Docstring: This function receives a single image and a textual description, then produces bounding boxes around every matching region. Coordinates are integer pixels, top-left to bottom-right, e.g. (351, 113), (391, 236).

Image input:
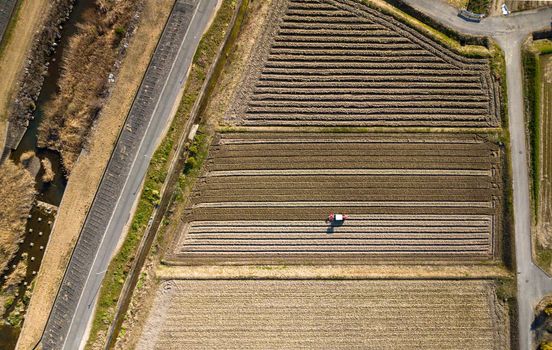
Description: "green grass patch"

(85, 1), (239, 348)
(489, 41), (509, 127)
(495, 277), (517, 301)
(466, 0), (491, 15)
(522, 43), (543, 219)
(537, 248), (552, 274)
(534, 39), (552, 55)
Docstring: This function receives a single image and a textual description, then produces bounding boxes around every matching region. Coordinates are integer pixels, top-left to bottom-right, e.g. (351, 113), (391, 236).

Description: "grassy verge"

(84, 1), (239, 347)
(490, 41), (508, 127)
(501, 129), (516, 270)
(522, 40), (552, 219)
(525, 48), (541, 217)
(523, 39), (552, 274)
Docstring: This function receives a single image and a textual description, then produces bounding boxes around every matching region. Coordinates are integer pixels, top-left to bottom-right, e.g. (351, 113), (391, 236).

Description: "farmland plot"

(169, 132), (503, 264)
(226, 0), (500, 128)
(136, 279), (509, 350)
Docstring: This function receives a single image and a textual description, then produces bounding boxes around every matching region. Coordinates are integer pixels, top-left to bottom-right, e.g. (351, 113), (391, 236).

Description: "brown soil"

(16, 0), (175, 348)
(0, 0), (50, 150)
(38, 0), (144, 174)
(0, 161), (35, 274)
(168, 132), (502, 265)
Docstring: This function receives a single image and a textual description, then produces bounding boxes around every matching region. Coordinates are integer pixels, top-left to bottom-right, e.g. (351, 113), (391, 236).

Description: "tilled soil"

(225, 0), (500, 128)
(169, 132), (503, 264)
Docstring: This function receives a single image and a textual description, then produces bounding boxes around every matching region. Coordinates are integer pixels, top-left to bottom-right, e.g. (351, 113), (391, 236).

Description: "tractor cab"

(327, 212), (348, 225)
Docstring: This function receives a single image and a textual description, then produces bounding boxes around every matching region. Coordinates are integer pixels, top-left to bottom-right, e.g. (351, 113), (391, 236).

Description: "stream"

(0, 0), (94, 348)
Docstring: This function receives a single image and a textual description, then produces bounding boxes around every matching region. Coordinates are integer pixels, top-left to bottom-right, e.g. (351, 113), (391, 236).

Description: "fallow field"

(136, 280), (509, 350)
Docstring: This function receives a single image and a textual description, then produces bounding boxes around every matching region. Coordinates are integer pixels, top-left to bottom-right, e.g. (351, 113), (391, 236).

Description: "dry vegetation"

(446, 0), (469, 9)
(137, 279), (509, 350)
(0, 161), (35, 273)
(38, 0), (144, 173)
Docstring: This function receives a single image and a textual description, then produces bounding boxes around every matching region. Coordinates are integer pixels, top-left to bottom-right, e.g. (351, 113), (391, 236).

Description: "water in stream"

(0, 0), (94, 347)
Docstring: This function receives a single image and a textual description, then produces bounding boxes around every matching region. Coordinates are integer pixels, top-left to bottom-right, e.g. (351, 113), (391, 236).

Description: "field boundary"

(369, 0), (490, 57)
(217, 126), (504, 134)
(156, 264), (510, 280)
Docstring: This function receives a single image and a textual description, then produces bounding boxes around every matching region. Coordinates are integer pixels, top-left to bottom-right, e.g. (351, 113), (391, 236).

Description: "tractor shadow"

(326, 220), (344, 234)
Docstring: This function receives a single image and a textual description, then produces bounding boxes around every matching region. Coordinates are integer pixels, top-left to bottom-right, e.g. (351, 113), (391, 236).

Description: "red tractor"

(327, 212), (349, 224)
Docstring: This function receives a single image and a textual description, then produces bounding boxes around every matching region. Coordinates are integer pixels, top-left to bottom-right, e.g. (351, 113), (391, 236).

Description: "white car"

(501, 4), (511, 16)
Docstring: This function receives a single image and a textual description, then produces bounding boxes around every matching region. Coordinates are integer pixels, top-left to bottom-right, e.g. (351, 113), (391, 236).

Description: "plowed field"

(226, 0), (500, 128)
(136, 279), (509, 350)
(169, 132), (503, 264)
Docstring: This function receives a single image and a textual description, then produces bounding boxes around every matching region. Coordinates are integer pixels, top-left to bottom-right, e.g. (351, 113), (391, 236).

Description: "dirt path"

(0, 0), (50, 151)
(15, 0), (175, 348)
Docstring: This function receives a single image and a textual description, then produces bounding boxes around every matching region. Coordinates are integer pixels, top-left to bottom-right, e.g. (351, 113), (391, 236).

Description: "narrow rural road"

(38, 0), (219, 349)
(402, 1), (552, 349)
(0, 0), (18, 43)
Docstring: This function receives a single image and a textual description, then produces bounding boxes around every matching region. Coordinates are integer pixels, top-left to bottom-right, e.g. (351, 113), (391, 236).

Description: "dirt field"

(15, 0), (175, 348)
(136, 279), (509, 350)
(0, 0), (50, 150)
(226, 0), (500, 128)
(167, 132), (503, 264)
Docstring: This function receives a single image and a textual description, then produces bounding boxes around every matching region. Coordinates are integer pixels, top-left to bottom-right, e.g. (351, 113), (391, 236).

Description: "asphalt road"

(402, 1), (552, 349)
(39, 0), (219, 349)
(0, 0), (18, 43)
